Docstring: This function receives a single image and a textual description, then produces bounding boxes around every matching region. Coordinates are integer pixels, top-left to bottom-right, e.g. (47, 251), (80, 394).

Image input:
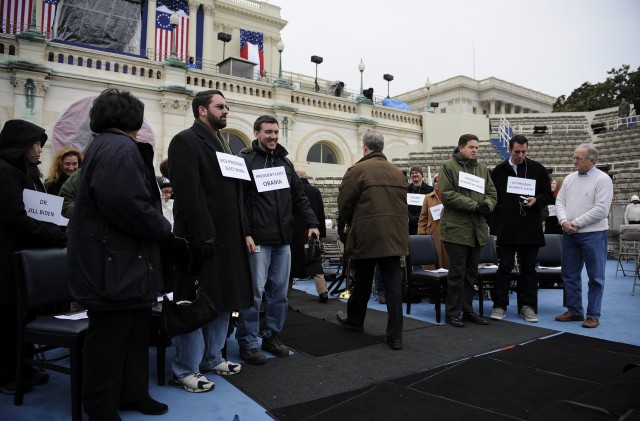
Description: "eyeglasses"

(210, 104), (230, 111)
(572, 156), (588, 161)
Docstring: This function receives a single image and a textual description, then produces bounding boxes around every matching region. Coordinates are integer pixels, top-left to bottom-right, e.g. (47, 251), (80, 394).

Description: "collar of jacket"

(250, 138), (289, 158)
(357, 150), (387, 164)
(453, 149), (477, 166)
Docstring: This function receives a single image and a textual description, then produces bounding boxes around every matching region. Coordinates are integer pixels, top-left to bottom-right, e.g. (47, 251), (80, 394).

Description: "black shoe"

(445, 316), (465, 327)
(385, 338), (403, 350)
(463, 312), (489, 325)
(262, 333), (290, 357)
(120, 396), (168, 415)
(240, 347), (267, 365)
(319, 292), (328, 303)
(336, 311), (364, 331)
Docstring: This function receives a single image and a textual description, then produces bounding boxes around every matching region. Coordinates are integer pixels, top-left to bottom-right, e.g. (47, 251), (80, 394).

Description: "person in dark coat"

(290, 168), (328, 302)
(0, 119), (66, 395)
(236, 115), (319, 365)
(488, 134), (553, 324)
(168, 90), (253, 390)
(68, 89), (180, 419)
(335, 131), (408, 350)
(407, 165), (434, 235)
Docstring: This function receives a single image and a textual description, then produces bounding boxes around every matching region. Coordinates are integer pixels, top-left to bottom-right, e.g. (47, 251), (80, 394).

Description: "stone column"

(188, 1), (199, 62)
(500, 102), (505, 114)
(159, 94), (192, 161)
(146, 0), (157, 59)
(202, 4), (214, 67)
(489, 100), (495, 115)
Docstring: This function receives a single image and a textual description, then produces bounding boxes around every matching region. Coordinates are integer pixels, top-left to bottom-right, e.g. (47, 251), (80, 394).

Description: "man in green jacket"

(439, 134), (497, 327)
(336, 131), (408, 349)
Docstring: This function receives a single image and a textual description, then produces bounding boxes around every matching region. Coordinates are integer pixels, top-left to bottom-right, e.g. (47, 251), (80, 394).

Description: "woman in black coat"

(68, 89), (177, 420)
(0, 120), (66, 395)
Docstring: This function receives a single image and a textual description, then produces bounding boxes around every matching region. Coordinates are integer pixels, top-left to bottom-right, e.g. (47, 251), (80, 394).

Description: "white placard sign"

(506, 176), (536, 196)
(253, 167), (290, 192)
(216, 152), (251, 180)
(407, 193), (426, 206)
(23, 189), (68, 226)
(458, 171), (485, 194)
(430, 203), (444, 221)
(547, 204), (557, 217)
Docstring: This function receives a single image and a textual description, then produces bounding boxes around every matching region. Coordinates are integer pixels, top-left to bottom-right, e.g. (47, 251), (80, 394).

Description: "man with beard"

(168, 90), (253, 392)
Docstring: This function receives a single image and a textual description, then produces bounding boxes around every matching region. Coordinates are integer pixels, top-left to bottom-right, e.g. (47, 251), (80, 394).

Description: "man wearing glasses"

(487, 134), (552, 323)
(168, 90), (253, 392)
(555, 144), (613, 329)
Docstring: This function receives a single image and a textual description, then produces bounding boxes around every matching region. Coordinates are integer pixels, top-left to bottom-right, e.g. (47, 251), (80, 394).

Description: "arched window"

(122, 64), (128, 74)
(220, 131), (248, 155)
(77, 57), (83, 66)
(47, 52), (54, 61)
(87, 58), (92, 68)
(67, 55), (74, 65)
(58, 53), (64, 63)
(105, 62), (110, 71)
(114, 63), (119, 73)
(307, 142), (338, 164)
(9, 45), (15, 55)
(96, 60), (102, 69)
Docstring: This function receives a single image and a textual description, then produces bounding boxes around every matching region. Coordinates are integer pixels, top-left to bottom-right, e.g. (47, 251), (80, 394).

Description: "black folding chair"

(406, 235), (449, 323)
(477, 234), (498, 317)
(14, 248), (88, 421)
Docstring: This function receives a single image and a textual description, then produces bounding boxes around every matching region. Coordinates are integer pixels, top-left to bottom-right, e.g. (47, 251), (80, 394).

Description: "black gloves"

(200, 239), (216, 261)
(161, 235), (192, 274)
(475, 202), (492, 215)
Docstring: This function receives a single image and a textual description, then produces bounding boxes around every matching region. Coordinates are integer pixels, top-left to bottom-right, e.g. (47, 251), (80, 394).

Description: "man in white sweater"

(555, 144), (613, 328)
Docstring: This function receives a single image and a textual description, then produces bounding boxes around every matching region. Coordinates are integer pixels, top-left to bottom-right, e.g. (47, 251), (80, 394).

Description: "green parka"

(338, 151), (408, 259)
(439, 149), (497, 248)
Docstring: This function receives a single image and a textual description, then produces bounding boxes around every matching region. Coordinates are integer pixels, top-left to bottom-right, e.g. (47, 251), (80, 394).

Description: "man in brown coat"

(335, 131), (408, 350)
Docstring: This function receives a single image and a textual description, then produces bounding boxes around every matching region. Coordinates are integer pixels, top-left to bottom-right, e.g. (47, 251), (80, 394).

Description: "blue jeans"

(561, 230), (607, 320)
(236, 244), (290, 349)
(171, 310), (231, 378)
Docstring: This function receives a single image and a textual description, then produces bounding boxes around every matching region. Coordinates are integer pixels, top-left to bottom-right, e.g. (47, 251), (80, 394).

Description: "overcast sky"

(270, 0), (639, 100)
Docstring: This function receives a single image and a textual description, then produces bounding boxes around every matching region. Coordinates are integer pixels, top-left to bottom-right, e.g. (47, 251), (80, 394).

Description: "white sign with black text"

(407, 193), (426, 206)
(23, 189), (68, 226)
(506, 176), (536, 196)
(458, 171), (485, 194)
(430, 203), (444, 221)
(216, 152), (251, 180)
(253, 167), (290, 192)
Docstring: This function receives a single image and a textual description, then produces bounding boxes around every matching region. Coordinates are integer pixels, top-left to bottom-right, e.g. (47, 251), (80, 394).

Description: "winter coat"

(168, 121), (253, 311)
(417, 190), (449, 269)
(68, 130), (171, 311)
(0, 120), (66, 306)
(488, 157), (553, 246)
(439, 150), (497, 248)
(291, 178), (326, 279)
(239, 139), (318, 245)
(338, 151), (408, 259)
(407, 181), (434, 235)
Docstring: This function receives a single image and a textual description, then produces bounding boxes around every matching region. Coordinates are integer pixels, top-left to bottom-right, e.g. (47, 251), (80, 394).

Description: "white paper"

(216, 152), (251, 180)
(23, 189), (68, 226)
(253, 167), (290, 193)
(407, 193), (426, 206)
(426, 268), (448, 273)
(458, 172), (485, 194)
(506, 176), (536, 196)
(538, 266), (561, 270)
(547, 204), (557, 217)
(478, 264), (498, 269)
(158, 292), (174, 302)
(55, 310), (88, 320)
(430, 204), (444, 221)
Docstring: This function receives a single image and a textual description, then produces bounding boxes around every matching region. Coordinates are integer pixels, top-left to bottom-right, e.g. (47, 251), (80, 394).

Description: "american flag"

(41, 0), (57, 39)
(1, 0), (33, 35)
(240, 29), (264, 80)
(155, 0), (189, 62)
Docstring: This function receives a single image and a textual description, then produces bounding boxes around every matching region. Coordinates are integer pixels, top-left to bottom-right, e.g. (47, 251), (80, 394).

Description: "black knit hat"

(410, 165), (423, 175)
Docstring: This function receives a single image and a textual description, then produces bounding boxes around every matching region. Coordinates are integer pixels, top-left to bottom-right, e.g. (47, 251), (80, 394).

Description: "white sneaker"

(490, 308), (506, 320)
(519, 305), (538, 323)
(203, 360), (241, 376)
(169, 372), (214, 393)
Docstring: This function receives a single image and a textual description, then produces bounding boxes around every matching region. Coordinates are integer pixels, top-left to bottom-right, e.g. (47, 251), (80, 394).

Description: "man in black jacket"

(237, 115), (319, 365)
(488, 134), (552, 323)
(407, 165), (434, 235)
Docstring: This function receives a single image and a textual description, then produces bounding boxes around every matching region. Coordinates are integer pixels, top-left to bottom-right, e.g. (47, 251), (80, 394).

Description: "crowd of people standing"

(0, 87), (623, 419)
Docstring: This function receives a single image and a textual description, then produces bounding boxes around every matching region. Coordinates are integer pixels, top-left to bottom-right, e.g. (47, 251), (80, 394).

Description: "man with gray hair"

(555, 144), (613, 329)
(335, 131), (408, 350)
